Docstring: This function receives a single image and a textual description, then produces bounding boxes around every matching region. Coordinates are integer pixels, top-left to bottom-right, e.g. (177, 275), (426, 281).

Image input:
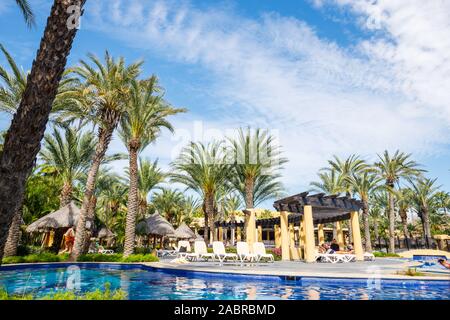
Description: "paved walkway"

(147, 258), (450, 281)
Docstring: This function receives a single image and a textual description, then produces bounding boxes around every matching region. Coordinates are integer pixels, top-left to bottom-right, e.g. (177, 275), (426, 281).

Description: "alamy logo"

(67, 5), (82, 30)
(66, 265), (81, 290)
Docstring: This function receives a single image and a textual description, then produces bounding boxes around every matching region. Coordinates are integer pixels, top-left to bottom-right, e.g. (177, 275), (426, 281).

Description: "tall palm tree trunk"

(82, 195), (97, 253)
(71, 127), (114, 260)
(243, 177), (254, 242)
(124, 144), (139, 257)
(60, 181), (73, 207)
(387, 190), (396, 253)
(0, 0), (85, 263)
(399, 208), (409, 247)
(3, 206), (23, 257)
(205, 194), (215, 243)
(361, 199), (372, 252)
(421, 208), (432, 248)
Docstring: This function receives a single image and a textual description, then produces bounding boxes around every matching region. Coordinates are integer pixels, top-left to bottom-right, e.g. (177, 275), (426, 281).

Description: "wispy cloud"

(82, 0), (450, 192)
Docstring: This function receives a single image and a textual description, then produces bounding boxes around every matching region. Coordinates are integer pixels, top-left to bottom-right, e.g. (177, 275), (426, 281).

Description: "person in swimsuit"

(438, 258), (450, 269)
(62, 227), (75, 254)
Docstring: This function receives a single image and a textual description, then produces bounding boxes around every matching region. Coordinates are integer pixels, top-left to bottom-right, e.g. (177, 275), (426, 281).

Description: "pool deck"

(145, 258), (450, 281)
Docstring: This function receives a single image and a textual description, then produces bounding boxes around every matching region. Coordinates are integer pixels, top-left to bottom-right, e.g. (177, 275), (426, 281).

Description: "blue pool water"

(0, 263), (449, 300)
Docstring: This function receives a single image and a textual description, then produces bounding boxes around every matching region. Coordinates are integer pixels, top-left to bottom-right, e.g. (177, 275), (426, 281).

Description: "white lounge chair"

(315, 249), (346, 263)
(176, 240), (192, 258)
(364, 252), (375, 261)
(212, 241), (238, 263)
(253, 242), (274, 262)
(236, 242), (258, 263)
(187, 241), (215, 261)
(98, 246), (114, 255)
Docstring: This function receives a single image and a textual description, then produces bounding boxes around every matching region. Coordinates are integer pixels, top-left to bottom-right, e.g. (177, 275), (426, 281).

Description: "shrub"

(373, 251), (400, 258)
(77, 253), (159, 263)
(1, 283), (126, 300)
(2, 252), (158, 264)
(77, 254), (123, 262)
(121, 254), (159, 263)
(2, 252), (69, 264)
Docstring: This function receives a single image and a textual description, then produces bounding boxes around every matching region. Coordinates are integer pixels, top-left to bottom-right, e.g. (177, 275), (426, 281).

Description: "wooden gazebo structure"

(214, 192), (364, 263)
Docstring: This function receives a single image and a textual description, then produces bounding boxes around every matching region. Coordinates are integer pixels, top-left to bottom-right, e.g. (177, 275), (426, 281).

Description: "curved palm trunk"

(60, 181), (73, 207)
(3, 206), (23, 257)
(72, 127), (114, 260)
(421, 207), (432, 247)
(361, 198), (372, 252)
(123, 145), (139, 257)
(0, 0), (85, 264)
(82, 195), (97, 253)
(387, 184), (396, 253)
(399, 208), (409, 240)
(205, 194), (215, 243)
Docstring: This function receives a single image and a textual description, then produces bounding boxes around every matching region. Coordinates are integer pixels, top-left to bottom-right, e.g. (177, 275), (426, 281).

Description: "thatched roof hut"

(26, 201), (80, 233)
(174, 223), (195, 239)
(136, 213), (175, 237)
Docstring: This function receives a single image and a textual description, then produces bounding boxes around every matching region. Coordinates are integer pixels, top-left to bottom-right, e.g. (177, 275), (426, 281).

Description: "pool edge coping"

(2, 261), (448, 282)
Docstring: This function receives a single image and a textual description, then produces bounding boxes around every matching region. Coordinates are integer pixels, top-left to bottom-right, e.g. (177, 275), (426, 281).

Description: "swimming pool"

(0, 263), (448, 300)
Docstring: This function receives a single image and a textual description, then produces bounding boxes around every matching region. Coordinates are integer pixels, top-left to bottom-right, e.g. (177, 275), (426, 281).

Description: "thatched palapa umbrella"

(26, 201), (80, 233)
(136, 213), (176, 249)
(137, 213), (176, 237)
(174, 223), (195, 239)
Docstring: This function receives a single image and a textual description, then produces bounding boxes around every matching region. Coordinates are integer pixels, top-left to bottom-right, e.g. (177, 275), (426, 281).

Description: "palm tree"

(0, 131), (4, 153)
(96, 178), (128, 245)
(118, 78), (184, 256)
(310, 169), (344, 195)
(408, 178), (440, 246)
(171, 141), (231, 243)
(0, 0), (86, 263)
(15, 0), (35, 27)
(374, 150), (423, 253)
(135, 158), (166, 217)
(345, 171), (382, 252)
(325, 155), (367, 196)
(395, 188), (414, 240)
(70, 52), (143, 259)
(40, 126), (96, 207)
(151, 189), (185, 225)
(227, 128), (287, 209)
(323, 155), (367, 242)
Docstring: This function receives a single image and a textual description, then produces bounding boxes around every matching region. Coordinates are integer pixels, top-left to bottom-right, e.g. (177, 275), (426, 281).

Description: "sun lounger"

(176, 240), (192, 258)
(187, 241), (215, 261)
(212, 241), (238, 263)
(253, 242), (274, 262)
(364, 252), (375, 261)
(98, 246), (114, 255)
(236, 242), (258, 263)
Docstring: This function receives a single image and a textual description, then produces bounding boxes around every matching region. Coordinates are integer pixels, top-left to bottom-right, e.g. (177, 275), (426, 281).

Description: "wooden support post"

(280, 211), (290, 261)
(303, 205), (316, 263)
(351, 211), (364, 261)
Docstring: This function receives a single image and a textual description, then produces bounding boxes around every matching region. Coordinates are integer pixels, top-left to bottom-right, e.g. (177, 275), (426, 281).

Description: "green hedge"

(373, 251), (400, 258)
(75, 253), (159, 263)
(2, 252), (69, 264)
(0, 283), (126, 300)
(2, 253), (158, 264)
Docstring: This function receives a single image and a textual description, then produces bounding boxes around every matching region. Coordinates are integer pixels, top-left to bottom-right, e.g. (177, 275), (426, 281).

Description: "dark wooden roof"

(214, 192), (362, 228)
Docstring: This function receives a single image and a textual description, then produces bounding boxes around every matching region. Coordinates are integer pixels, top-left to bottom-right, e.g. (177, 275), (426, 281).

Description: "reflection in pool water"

(0, 264), (448, 300)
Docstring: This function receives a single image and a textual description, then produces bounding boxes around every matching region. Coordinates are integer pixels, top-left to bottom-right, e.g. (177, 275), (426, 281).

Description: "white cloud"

(82, 0), (450, 196)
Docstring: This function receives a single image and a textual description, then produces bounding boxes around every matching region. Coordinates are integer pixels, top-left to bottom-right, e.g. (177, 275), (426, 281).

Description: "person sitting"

(318, 243), (327, 253)
(438, 258), (450, 269)
(330, 239), (340, 252)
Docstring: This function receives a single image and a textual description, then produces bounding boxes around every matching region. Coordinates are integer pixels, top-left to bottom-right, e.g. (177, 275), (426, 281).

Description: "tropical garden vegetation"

(0, 1), (449, 265)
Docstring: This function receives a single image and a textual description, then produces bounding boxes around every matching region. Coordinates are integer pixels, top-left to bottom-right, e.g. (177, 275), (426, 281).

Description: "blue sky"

(1, 0), (449, 208)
